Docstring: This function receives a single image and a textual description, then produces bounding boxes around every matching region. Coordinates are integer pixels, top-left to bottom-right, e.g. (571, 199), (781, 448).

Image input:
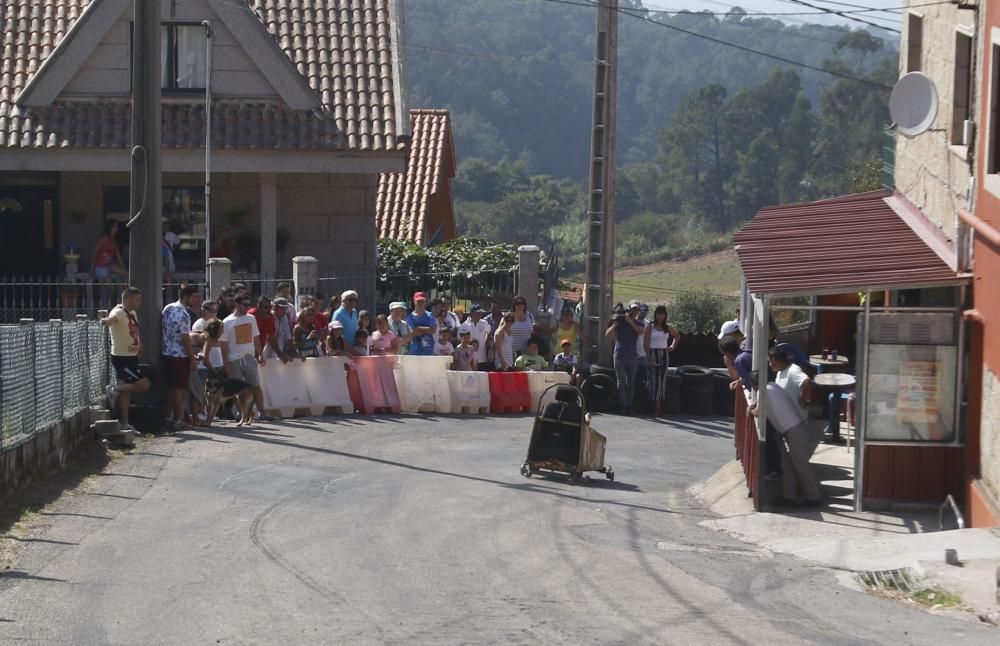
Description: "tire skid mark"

(249, 493), (346, 604)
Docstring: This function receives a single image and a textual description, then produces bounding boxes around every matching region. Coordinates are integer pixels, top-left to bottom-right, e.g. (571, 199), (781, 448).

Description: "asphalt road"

(0, 413), (995, 645)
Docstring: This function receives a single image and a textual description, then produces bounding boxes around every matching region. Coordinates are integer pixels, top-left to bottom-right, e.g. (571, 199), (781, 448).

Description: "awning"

(734, 190), (967, 296)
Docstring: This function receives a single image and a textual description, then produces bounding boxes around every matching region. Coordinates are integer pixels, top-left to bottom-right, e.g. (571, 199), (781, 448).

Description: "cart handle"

(536, 382), (586, 418)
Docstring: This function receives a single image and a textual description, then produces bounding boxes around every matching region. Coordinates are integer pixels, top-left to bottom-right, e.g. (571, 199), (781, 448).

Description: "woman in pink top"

(92, 219), (127, 281)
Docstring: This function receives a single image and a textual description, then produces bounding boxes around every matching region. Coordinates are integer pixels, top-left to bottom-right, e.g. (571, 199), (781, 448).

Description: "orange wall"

(968, 1), (1000, 526)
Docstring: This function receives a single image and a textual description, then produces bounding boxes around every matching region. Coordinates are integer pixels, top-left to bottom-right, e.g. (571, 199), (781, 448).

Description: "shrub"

(669, 290), (729, 335)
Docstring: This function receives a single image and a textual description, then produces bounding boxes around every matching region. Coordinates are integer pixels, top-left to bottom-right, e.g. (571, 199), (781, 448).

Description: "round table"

(809, 354), (850, 368)
(813, 372), (856, 443)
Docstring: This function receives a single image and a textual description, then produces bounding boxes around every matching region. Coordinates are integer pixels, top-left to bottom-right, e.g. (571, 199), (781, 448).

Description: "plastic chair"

(489, 371), (532, 414)
(346, 355), (401, 415)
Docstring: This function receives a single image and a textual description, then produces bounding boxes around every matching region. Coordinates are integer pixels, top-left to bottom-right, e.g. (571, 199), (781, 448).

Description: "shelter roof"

(734, 190), (966, 296)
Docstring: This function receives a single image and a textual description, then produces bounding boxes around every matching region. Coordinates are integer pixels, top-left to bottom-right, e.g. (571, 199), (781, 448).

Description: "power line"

(534, 0), (895, 88)
(638, 0), (948, 17)
(778, 0), (900, 33)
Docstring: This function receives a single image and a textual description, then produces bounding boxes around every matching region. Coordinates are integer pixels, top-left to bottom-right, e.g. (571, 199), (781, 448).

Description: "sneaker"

(105, 384), (118, 408)
(764, 471), (783, 481)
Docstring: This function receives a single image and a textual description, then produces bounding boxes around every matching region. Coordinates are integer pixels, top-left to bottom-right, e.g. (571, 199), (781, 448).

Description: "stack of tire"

(678, 366), (714, 416)
(582, 365), (618, 412)
(664, 367), (682, 415)
(711, 368), (735, 418)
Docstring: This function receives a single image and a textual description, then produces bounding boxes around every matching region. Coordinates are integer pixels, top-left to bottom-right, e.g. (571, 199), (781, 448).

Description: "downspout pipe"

(959, 208), (1000, 247)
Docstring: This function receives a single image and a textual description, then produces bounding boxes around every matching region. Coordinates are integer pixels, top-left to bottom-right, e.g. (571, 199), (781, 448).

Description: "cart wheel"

(583, 475), (591, 486)
(569, 472), (581, 484)
(520, 463), (532, 478)
(606, 469), (615, 482)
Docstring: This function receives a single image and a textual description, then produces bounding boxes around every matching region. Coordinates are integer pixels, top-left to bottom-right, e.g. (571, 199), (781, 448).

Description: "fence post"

(207, 257), (232, 300)
(19, 318), (36, 437)
(292, 256), (318, 310)
(518, 245), (541, 313)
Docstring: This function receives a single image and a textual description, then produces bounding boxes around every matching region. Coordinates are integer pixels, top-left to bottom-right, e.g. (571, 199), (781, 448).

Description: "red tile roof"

(0, 0), (402, 152)
(376, 109), (456, 245)
(734, 190), (964, 296)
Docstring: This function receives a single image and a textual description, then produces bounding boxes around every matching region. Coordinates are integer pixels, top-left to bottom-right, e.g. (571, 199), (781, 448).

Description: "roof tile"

(0, 0), (402, 153)
(376, 110), (456, 245)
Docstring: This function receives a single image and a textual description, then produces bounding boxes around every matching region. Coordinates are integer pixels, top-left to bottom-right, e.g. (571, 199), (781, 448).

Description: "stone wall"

(981, 365), (1000, 503)
(895, 3), (976, 241)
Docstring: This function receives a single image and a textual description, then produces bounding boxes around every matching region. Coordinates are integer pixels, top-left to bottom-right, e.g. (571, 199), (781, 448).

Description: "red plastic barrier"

(346, 355), (402, 415)
(488, 371), (532, 414)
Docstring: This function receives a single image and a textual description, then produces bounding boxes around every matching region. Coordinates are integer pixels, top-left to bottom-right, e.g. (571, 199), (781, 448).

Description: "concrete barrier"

(447, 371), (491, 414)
(395, 355), (453, 414)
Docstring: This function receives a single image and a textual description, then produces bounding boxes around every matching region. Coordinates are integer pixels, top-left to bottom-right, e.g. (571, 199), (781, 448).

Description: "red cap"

(413, 291), (427, 301)
(560, 338), (572, 346)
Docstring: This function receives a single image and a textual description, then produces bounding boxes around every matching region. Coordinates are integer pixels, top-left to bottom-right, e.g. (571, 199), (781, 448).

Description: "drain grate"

(856, 567), (926, 594)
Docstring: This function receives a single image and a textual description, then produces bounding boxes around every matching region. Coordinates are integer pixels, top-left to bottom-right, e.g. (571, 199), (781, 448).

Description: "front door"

(0, 187), (58, 275)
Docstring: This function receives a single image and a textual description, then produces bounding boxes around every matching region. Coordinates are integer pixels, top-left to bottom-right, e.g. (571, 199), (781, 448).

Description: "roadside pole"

(128, 0), (163, 364)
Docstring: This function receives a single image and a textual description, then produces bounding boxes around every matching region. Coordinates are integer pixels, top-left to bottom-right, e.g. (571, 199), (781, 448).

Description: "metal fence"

(0, 276), (207, 324)
(370, 269), (518, 312)
(0, 318), (109, 451)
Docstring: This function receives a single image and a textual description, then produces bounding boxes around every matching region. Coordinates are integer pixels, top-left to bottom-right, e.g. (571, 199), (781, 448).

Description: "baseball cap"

(470, 303), (485, 313)
(272, 297), (290, 307)
(560, 338), (572, 347)
(330, 320), (344, 330)
(389, 301), (407, 313)
(627, 300), (641, 310)
(413, 291), (427, 301)
(718, 319), (741, 339)
(639, 303), (649, 315)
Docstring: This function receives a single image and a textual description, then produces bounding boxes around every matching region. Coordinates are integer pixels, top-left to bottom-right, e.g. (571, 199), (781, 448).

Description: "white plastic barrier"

(300, 356), (353, 413)
(526, 371), (572, 411)
(394, 355), (453, 414)
(447, 371), (491, 414)
(258, 359), (312, 415)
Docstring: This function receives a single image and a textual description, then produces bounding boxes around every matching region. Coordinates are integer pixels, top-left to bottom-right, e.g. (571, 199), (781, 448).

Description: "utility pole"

(127, 0), (163, 364)
(583, 0), (618, 366)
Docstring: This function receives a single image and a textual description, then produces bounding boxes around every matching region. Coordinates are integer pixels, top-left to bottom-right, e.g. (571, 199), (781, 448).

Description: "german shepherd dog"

(204, 369), (256, 427)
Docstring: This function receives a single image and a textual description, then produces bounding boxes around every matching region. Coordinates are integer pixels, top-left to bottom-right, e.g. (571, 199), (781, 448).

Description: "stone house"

(0, 0), (408, 303)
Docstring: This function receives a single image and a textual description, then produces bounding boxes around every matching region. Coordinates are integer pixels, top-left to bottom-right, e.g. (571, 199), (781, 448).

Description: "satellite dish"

(890, 72), (938, 138)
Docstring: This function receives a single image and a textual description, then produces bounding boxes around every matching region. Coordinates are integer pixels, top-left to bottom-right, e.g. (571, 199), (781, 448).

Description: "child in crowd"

(514, 338), (548, 371)
(434, 329), (454, 357)
(551, 338), (580, 384)
(353, 329), (371, 356)
(327, 320), (347, 356)
(371, 314), (397, 354)
(452, 327), (477, 370)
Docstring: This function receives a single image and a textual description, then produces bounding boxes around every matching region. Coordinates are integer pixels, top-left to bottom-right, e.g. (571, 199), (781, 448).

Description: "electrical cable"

(534, 0), (895, 88)
(778, 0), (900, 32)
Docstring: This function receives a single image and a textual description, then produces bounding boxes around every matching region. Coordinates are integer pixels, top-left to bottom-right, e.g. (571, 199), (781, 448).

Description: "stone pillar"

(207, 257), (232, 300)
(518, 245), (541, 313)
(260, 173), (278, 279)
(292, 256), (318, 310)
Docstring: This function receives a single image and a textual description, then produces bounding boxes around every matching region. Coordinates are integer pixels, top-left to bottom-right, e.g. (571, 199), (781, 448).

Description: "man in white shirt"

(222, 295), (266, 418)
(466, 304), (492, 370)
(750, 368), (821, 507)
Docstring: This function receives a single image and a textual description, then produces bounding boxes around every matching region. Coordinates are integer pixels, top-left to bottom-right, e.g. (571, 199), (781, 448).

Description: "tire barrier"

(678, 365), (714, 416)
(581, 373), (618, 412)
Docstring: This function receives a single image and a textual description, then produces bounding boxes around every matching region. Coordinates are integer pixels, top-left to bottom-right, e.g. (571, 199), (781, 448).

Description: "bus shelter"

(733, 190), (970, 512)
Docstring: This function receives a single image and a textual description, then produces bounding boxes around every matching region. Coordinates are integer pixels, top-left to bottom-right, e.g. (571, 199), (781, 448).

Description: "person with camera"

(604, 301), (645, 415)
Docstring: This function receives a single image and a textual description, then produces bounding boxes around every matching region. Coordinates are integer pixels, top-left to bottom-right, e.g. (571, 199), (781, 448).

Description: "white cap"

(330, 320), (344, 330)
(718, 319), (741, 339)
(388, 301), (407, 312)
(341, 290), (358, 301)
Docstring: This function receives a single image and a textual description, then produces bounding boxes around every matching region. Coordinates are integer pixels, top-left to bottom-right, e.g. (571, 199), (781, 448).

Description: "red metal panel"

(735, 190), (962, 296)
(864, 446), (965, 501)
(734, 391), (761, 510)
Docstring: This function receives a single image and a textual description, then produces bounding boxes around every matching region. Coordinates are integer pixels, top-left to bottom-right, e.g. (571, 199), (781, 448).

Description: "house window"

(161, 24), (207, 92)
(103, 186), (206, 272)
(907, 14), (923, 73)
(952, 32), (973, 145)
(989, 45), (1000, 174)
